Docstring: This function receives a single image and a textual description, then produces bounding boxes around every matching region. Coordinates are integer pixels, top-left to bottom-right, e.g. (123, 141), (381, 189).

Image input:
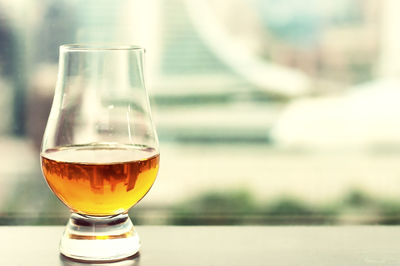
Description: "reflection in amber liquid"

(41, 144), (159, 216)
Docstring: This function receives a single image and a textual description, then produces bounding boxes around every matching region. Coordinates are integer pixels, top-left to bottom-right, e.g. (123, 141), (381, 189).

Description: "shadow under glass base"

(60, 213), (140, 262)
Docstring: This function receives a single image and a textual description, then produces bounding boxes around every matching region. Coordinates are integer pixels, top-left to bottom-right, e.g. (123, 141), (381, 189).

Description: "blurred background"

(1, 0), (400, 225)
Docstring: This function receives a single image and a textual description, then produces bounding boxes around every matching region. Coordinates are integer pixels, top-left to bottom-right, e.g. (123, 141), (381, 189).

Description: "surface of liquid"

(41, 144), (159, 216)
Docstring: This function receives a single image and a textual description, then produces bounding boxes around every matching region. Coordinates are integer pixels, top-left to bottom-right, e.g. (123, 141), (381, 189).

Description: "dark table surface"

(1, 226), (400, 266)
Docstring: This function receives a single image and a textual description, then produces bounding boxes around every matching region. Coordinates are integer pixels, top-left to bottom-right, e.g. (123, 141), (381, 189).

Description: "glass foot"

(60, 213), (140, 262)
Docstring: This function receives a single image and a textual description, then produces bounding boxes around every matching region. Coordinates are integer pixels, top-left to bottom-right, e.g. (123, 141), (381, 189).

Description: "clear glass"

(40, 44), (160, 261)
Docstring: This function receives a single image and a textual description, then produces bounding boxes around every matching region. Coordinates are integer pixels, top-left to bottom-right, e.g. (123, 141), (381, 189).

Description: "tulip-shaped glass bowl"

(40, 44), (159, 262)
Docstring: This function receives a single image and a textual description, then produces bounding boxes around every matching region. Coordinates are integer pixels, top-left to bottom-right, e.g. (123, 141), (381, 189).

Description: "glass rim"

(60, 44), (145, 52)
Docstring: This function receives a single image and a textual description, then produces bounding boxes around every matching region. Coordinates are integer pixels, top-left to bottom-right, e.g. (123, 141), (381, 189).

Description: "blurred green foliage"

(3, 182), (400, 225)
(171, 189), (256, 225)
(264, 197), (315, 215)
(169, 188), (400, 225)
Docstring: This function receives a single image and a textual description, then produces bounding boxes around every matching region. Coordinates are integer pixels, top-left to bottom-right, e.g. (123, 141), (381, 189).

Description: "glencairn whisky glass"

(40, 44), (159, 261)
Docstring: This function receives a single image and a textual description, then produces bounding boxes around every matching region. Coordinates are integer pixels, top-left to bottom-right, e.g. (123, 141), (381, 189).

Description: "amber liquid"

(41, 144), (159, 216)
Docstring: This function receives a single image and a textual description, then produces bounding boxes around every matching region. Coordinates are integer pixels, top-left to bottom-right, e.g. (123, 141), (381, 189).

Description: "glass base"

(60, 213), (140, 262)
